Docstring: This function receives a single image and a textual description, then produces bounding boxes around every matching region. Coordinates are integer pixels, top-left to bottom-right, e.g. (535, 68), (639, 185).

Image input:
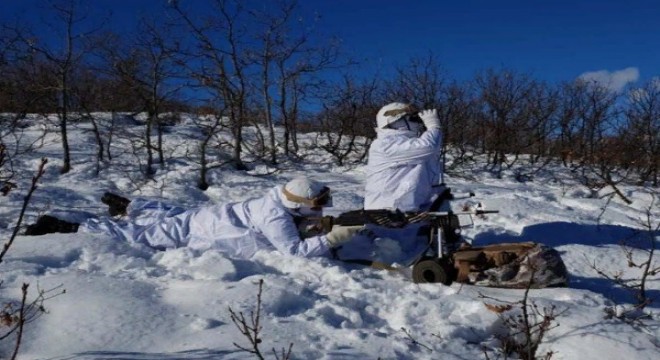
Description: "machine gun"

(315, 185), (485, 232)
(305, 187), (567, 288)
(304, 187), (499, 285)
(316, 209), (409, 233)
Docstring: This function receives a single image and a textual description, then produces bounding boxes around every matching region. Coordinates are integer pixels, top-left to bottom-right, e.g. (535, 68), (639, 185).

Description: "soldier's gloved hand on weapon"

(358, 227), (378, 241)
(325, 225), (365, 247)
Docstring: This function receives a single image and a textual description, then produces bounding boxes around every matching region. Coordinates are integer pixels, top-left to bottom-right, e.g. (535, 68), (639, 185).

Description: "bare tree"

(250, 0), (344, 162)
(171, 0), (253, 171)
(474, 69), (539, 177)
(624, 79), (660, 186)
(505, 82), (562, 182)
(92, 34), (148, 169)
(317, 75), (379, 165)
(70, 67), (125, 175)
(173, 0), (344, 170)
(555, 81), (584, 168)
(0, 24), (52, 174)
(8, 0), (104, 174)
(249, 1), (296, 165)
(568, 80), (633, 201)
(385, 53), (446, 108)
(95, 13), (184, 178)
(133, 16), (185, 173)
(437, 81), (480, 175)
(277, 69), (303, 156)
(190, 106), (233, 190)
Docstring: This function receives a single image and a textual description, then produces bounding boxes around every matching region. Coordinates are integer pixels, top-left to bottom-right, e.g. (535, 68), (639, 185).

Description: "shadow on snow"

(48, 349), (236, 360)
(473, 221), (657, 249)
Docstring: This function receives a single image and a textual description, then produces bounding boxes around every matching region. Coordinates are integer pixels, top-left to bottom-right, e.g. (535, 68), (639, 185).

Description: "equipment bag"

(452, 242), (568, 288)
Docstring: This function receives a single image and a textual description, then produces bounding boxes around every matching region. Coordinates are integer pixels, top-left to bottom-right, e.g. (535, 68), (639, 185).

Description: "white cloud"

(577, 67), (640, 92)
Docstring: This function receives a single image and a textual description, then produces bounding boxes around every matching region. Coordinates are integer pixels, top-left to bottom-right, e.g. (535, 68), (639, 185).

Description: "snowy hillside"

(1, 116), (658, 359)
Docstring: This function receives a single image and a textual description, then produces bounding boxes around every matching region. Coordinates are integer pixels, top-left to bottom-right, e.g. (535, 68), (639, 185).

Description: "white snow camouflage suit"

(360, 126), (443, 255)
(81, 186), (332, 258)
(364, 127), (442, 212)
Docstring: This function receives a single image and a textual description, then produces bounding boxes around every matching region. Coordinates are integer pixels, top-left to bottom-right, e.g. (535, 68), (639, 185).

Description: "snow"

(1, 117), (658, 359)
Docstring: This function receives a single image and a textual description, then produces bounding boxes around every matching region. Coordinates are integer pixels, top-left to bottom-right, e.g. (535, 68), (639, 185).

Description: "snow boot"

(101, 192), (131, 216)
(24, 215), (80, 236)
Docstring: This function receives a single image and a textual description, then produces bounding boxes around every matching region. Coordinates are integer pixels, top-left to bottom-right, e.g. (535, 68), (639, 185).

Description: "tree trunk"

(145, 112), (155, 177)
(60, 83), (72, 174)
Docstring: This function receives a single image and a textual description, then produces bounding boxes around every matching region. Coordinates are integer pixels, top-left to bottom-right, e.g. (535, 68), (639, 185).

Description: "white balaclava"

(376, 102), (423, 134)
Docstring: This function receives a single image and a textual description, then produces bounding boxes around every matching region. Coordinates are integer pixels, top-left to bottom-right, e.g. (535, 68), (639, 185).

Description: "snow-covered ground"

(1, 116), (658, 359)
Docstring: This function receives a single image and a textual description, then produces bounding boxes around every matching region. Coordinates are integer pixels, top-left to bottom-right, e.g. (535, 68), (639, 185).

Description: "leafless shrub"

(1, 113), (51, 195)
(400, 327), (433, 352)
(589, 192), (659, 310)
(480, 267), (565, 360)
(1, 158), (47, 262)
(602, 302), (653, 331)
(0, 158), (65, 359)
(186, 111), (232, 190)
(1, 283), (65, 360)
(228, 279), (293, 360)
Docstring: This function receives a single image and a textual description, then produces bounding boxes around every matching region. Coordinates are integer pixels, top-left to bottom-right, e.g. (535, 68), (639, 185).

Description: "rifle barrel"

(425, 210), (499, 216)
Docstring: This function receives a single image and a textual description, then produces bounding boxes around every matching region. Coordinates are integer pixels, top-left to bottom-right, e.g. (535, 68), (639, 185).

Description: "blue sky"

(2, 0), (659, 91)
(308, 0), (659, 89)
